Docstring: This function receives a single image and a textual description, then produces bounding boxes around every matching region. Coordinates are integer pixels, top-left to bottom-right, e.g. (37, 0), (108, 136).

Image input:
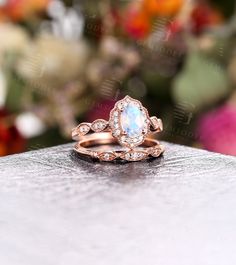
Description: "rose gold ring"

(74, 132), (164, 162)
(72, 96), (164, 162)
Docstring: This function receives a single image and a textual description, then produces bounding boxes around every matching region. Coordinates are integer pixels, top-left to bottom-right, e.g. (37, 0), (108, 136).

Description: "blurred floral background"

(0, 0), (236, 156)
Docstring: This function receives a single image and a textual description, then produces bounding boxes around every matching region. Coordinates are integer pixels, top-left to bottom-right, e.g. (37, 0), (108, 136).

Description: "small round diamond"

(104, 153), (110, 160)
(138, 136), (143, 141)
(121, 136), (126, 142)
(92, 152), (98, 158)
(79, 125), (89, 133)
(126, 138), (132, 144)
(114, 123), (119, 129)
(118, 102), (123, 110)
(114, 130), (120, 136)
(125, 153), (130, 160)
(142, 128), (147, 134)
(130, 153), (135, 160)
(91, 119), (107, 132)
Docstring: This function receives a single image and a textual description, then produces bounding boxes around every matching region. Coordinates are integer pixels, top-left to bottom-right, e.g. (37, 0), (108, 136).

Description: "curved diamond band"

(73, 132), (165, 162)
(72, 96), (164, 162)
(72, 116), (162, 140)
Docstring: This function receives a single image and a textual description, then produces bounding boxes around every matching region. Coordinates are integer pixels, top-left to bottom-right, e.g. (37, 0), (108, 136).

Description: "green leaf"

(5, 72), (25, 112)
(172, 52), (230, 111)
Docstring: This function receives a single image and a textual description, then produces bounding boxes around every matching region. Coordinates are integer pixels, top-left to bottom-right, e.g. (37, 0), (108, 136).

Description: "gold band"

(73, 132), (164, 162)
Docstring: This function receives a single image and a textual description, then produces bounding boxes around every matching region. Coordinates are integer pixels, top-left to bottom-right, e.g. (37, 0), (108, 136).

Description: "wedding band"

(74, 132), (164, 162)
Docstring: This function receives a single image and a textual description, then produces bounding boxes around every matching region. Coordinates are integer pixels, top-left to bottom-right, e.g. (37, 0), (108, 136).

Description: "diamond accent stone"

(113, 130), (121, 136)
(92, 152), (98, 158)
(91, 119), (107, 132)
(114, 123), (119, 129)
(104, 153), (110, 160)
(149, 146), (163, 157)
(121, 136), (126, 142)
(122, 151), (148, 161)
(125, 153), (130, 160)
(99, 152), (116, 161)
(150, 117), (163, 132)
(76, 123), (90, 136)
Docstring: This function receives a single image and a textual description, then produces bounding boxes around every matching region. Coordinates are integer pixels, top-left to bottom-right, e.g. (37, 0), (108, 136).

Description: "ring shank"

(71, 116), (163, 141)
(80, 135), (158, 148)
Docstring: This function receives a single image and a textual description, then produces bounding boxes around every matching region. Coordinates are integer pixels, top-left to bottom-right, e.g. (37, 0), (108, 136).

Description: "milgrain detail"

(74, 143), (165, 162)
(96, 150), (161, 162)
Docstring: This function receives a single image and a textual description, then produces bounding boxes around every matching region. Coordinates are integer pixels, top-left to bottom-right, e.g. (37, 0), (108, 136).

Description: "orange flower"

(123, 3), (151, 40)
(144, 0), (183, 16)
(0, 0), (50, 21)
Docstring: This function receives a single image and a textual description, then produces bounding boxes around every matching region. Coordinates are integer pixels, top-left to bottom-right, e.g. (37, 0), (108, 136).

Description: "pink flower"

(87, 99), (117, 122)
(197, 104), (236, 156)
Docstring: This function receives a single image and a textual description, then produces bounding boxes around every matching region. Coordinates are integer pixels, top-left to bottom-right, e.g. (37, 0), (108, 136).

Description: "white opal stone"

(120, 102), (146, 138)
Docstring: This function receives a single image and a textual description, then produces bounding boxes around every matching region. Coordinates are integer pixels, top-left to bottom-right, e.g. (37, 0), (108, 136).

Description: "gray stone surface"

(0, 142), (236, 265)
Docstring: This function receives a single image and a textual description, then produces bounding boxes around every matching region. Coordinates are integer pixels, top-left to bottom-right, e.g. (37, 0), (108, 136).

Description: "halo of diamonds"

(109, 96), (150, 149)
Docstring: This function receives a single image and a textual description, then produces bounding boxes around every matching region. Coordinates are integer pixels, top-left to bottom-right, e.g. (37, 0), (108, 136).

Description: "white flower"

(0, 23), (29, 56)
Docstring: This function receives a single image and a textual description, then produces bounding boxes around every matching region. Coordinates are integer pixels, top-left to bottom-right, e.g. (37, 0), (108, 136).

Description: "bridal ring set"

(72, 96), (164, 162)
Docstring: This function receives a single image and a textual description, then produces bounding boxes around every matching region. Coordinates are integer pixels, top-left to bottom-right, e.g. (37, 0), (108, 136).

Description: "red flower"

(87, 99), (117, 123)
(191, 3), (223, 34)
(0, 109), (25, 156)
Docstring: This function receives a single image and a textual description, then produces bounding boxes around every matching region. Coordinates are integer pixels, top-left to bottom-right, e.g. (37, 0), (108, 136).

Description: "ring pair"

(72, 96), (164, 162)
